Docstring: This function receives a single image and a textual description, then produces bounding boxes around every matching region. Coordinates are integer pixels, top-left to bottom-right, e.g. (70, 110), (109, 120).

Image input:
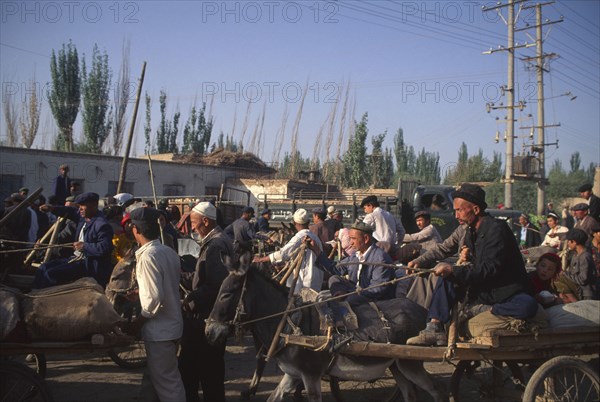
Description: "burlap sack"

(545, 300), (600, 328)
(0, 287), (22, 341)
(466, 304), (549, 338)
(22, 278), (125, 341)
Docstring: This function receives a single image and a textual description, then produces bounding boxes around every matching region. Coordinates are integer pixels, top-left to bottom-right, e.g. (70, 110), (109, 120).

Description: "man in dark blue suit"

(315, 222), (395, 305)
(35, 192), (114, 288)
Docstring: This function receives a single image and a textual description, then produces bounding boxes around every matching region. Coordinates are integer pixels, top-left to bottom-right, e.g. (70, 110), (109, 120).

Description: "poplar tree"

(182, 103), (213, 154)
(343, 113), (368, 188)
(49, 41), (80, 152)
(156, 90), (180, 154)
(81, 44), (112, 153)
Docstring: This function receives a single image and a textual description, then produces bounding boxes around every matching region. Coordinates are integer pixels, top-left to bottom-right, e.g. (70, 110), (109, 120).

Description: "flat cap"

(451, 183), (487, 210)
(260, 208), (271, 215)
(19, 187), (29, 193)
(293, 208), (309, 224)
(414, 210), (431, 220)
(75, 192), (99, 204)
(242, 206), (255, 214)
(566, 228), (588, 244)
(130, 207), (161, 224)
(360, 195), (378, 208)
(578, 183), (593, 193)
(351, 221), (374, 235)
(571, 203), (589, 211)
(192, 201), (217, 220)
(327, 206), (335, 214)
(65, 195), (76, 203)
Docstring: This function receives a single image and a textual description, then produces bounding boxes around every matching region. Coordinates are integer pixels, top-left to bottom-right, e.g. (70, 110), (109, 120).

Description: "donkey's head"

(205, 250), (253, 345)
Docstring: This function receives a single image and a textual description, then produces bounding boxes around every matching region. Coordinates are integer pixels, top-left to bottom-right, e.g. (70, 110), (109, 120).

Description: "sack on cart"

(22, 277), (125, 341)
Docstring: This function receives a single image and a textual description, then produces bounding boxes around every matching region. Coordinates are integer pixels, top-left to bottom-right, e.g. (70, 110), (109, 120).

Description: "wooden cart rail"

(281, 326), (600, 362)
(0, 334), (134, 356)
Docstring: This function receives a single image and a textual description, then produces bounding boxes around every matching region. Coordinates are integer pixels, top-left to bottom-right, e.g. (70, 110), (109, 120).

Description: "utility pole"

(483, 0), (532, 209)
(518, 2), (562, 214)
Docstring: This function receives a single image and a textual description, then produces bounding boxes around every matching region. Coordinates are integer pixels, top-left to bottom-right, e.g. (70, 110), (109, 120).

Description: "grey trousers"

(141, 340), (186, 402)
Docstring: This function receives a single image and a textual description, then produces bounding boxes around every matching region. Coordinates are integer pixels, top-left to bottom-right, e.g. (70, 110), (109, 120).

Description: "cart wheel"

(449, 360), (524, 402)
(0, 360), (53, 402)
(522, 356), (599, 402)
(109, 298), (147, 369)
(329, 367), (401, 402)
(108, 339), (147, 369)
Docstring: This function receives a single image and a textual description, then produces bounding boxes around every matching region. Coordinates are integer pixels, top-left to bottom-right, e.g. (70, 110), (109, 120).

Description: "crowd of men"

(1, 164), (599, 400)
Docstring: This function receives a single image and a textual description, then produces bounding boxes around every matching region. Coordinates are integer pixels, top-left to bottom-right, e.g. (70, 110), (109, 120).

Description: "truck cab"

(408, 185), (521, 239)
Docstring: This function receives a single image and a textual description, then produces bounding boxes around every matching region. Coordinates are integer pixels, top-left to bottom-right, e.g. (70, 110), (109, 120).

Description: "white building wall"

(0, 146), (269, 201)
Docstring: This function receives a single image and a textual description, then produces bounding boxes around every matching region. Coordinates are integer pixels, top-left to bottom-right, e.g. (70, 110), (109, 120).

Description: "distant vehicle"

(256, 182), (521, 239)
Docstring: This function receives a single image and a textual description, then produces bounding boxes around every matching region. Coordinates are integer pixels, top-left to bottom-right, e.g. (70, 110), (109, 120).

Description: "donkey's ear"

(222, 251), (252, 276)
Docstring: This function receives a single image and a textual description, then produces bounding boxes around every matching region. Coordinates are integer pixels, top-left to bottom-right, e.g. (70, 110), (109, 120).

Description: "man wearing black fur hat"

(406, 183), (535, 346)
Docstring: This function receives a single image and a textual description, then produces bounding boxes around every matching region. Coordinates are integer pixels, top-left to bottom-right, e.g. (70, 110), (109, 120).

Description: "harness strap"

(368, 301), (391, 344)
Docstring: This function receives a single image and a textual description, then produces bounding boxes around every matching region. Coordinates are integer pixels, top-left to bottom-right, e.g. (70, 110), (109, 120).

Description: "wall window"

(0, 174), (23, 201)
(163, 184), (185, 196)
(108, 181), (134, 196)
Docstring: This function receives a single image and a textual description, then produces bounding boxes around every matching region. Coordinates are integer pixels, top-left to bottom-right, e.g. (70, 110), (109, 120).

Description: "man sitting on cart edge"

(312, 221), (395, 305)
(35, 192), (114, 288)
(406, 183), (537, 346)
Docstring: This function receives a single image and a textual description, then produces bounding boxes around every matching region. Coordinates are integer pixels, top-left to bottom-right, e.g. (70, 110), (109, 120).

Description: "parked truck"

(255, 182), (521, 240)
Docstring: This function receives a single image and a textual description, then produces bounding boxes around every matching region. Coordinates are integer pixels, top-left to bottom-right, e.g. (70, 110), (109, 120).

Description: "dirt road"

(39, 336), (455, 402)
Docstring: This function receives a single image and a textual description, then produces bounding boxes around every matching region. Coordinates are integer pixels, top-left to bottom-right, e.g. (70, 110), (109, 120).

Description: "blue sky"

(1, 0), (598, 176)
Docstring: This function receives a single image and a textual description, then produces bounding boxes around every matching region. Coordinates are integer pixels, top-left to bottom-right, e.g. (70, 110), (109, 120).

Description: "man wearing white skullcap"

(253, 208), (324, 294)
(180, 201), (234, 402)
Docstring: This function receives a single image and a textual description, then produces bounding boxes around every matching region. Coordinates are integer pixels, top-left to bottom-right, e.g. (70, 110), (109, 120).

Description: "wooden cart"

(0, 333), (136, 402)
(281, 326), (600, 402)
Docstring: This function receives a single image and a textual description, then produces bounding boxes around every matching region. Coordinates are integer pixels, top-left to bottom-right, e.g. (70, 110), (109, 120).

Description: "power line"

(553, 1), (600, 37)
(0, 42), (50, 58)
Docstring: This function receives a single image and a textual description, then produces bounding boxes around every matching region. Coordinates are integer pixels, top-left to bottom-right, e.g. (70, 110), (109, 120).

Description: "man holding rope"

(34, 192), (113, 288)
(253, 208), (324, 295)
(313, 222), (395, 305)
(406, 183), (536, 346)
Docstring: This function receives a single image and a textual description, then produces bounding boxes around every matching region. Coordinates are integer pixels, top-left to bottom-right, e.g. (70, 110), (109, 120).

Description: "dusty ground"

(34, 335), (456, 402)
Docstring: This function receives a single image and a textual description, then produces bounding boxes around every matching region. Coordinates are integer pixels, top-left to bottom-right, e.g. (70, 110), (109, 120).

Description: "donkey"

(205, 252), (445, 402)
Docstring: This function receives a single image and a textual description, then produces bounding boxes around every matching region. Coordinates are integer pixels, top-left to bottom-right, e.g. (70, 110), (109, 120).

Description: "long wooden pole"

(43, 216), (66, 263)
(265, 244), (305, 362)
(147, 154), (164, 244)
(117, 61), (147, 194)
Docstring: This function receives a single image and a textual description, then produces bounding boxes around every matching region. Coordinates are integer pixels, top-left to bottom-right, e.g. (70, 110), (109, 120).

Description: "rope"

(0, 284), (102, 299)
(237, 267), (434, 327)
(0, 243), (74, 254)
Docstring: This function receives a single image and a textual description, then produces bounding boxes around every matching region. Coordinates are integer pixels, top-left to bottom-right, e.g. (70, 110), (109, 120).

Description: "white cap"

(327, 206), (335, 214)
(192, 201), (217, 220)
(293, 208), (309, 224)
(114, 193), (133, 206)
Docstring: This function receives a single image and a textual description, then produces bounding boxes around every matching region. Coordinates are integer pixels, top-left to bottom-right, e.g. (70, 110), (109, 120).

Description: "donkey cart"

(281, 325), (600, 402)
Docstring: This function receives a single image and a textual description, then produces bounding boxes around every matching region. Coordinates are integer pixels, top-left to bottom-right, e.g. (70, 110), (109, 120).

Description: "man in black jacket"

(407, 184), (536, 346)
(180, 202), (233, 402)
(578, 183), (600, 223)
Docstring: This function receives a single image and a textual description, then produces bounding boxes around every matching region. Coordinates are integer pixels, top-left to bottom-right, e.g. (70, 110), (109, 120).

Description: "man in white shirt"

(128, 207), (185, 402)
(253, 208), (324, 294)
(541, 212), (569, 249)
(361, 195), (405, 259)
